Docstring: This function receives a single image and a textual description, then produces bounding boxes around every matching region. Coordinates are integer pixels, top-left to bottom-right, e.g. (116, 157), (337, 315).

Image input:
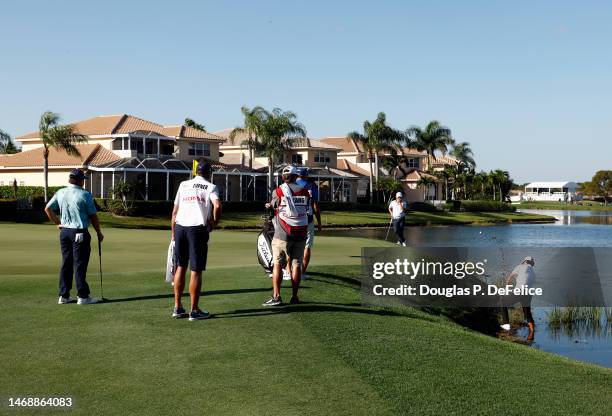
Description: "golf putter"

(98, 239), (107, 302)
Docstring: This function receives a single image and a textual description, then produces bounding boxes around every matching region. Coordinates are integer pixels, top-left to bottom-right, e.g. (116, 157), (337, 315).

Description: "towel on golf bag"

(166, 240), (176, 284)
(257, 217), (275, 276)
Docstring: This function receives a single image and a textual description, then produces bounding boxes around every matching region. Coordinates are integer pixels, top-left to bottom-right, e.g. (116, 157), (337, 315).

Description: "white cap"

(282, 165), (299, 176)
(396, 192), (403, 198)
(523, 256), (535, 263)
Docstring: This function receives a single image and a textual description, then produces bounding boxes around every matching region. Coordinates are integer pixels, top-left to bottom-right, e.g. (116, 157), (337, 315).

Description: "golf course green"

(1, 223), (610, 415)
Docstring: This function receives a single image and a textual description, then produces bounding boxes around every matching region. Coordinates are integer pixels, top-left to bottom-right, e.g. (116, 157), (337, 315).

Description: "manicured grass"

(518, 201), (612, 211)
(0, 224), (610, 415)
(94, 210), (553, 230)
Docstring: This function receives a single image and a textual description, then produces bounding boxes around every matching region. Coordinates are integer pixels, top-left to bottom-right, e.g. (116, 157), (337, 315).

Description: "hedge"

(0, 185), (62, 199)
(92, 199), (440, 216)
(444, 200), (516, 212)
(0, 199), (17, 220)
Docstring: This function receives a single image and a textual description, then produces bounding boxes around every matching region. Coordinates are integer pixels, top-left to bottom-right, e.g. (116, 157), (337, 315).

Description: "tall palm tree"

(450, 141), (475, 171)
(39, 112), (87, 202)
(257, 108), (306, 196)
(406, 121), (454, 171)
(229, 106), (267, 169)
(348, 112), (401, 203)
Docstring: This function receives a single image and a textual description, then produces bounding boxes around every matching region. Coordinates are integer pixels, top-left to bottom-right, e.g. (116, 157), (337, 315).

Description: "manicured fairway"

(0, 224), (610, 416)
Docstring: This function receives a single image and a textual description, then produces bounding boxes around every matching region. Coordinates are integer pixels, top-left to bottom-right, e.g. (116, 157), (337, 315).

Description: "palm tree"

(450, 142), (475, 171)
(229, 106), (267, 169)
(38, 112), (87, 202)
(184, 118), (206, 132)
(348, 112), (401, 203)
(257, 108), (306, 196)
(0, 129), (18, 154)
(406, 121), (454, 171)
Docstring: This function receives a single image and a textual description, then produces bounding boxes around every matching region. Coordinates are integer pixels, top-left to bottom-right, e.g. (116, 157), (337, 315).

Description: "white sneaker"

(401, 242), (407, 247)
(396, 241), (400, 245)
(58, 296), (73, 304)
(77, 297), (100, 305)
(500, 324), (511, 331)
(282, 270), (291, 280)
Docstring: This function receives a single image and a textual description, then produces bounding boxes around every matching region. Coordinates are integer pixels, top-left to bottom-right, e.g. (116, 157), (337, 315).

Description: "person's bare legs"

(272, 263), (283, 298)
(173, 266), (187, 308)
(291, 261), (302, 298)
(302, 247), (311, 275)
(189, 271), (202, 311)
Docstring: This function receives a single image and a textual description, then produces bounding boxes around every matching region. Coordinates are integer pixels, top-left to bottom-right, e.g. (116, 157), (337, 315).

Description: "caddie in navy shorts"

(174, 224), (210, 272)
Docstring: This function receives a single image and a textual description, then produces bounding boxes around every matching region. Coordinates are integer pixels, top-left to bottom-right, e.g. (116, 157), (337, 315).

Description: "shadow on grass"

(210, 301), (434, 321)
(104, 287), (272, 303)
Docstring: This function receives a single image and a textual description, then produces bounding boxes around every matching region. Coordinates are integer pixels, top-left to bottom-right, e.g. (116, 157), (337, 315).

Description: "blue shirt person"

(295, 168), (322, 280)
(44, 169), (104, 305)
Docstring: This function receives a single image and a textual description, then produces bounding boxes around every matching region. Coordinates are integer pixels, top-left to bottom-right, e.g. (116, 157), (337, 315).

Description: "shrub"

(444, 200), (516, 212)
(407, 201), (439, 212)
(0, 185), (63, 199)
(0, 199), (17, 220)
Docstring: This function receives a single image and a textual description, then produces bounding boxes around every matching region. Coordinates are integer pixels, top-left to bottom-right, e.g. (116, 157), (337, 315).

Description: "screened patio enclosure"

(86, 157), (271, 202)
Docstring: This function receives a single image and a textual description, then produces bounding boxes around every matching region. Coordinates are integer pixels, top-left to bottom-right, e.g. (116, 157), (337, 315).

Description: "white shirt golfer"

(511, 263), (536, 287)
(389, 200), (407, 219)
(174, 176), (219, 227)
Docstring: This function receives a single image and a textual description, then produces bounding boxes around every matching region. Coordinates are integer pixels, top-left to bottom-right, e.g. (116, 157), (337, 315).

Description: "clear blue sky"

(1, 0), (611, 183)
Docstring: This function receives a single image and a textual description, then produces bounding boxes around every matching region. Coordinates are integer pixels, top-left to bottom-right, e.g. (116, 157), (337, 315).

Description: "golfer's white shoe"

(77, 297), (100, 305)
(401, 242), (407, 247)
(58, 296), (73, 304)
(282, 270), (291, 280)
(500, 324), (511, 331)
(396, 241), (400, 245)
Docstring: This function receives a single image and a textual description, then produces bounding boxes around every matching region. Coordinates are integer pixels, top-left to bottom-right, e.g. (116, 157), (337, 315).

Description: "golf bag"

(256, 210), (275, 276)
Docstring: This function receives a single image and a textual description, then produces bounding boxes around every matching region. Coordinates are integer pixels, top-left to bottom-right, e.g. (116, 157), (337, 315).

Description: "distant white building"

(523, 181), (579, 202)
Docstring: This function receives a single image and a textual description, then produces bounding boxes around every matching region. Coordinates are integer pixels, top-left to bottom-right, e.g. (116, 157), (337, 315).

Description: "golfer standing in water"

(500, 256), (536, 335)
(389, 192), (408, 246)
(44, 169), (104, 305)
(171, 161), (222, 321)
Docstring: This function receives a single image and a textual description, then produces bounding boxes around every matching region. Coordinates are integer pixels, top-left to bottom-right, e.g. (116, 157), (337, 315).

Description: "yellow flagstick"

(192, 160), (199, 178)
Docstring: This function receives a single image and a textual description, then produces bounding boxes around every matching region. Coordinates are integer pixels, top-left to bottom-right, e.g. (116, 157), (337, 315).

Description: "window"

(19, 181), (25, 186)
(188, 142), (210, 157)
(145, 139), (158, 155)
(342, 183), (352, 202)
(291, 154), (303, 165)
(112, 138), (123, 150)
(406, 158), (419, 169)
(130, 138), (144, 154)
(161, 142), (175, 156)
(314, 152), (330, 164)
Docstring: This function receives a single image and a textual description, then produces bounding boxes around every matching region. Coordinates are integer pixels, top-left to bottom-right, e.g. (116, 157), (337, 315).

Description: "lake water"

(319, 210), (612, 368)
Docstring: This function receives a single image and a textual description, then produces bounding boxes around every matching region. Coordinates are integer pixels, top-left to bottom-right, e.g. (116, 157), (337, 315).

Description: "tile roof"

(163, 125), (226, 141)
(319, 136), (362, 153)
(402, 170), (438, 182)
(17, 114), (225, 142)
(336, 159), (370, 176)
(426, 154), (460, 166)
(0, 144), (120, 168)
(290, 137), (341, 150)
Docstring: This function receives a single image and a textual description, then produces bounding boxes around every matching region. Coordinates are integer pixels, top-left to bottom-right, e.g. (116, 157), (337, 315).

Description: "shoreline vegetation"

(517, 201), (612, 211)
(91, 210), (554, 230)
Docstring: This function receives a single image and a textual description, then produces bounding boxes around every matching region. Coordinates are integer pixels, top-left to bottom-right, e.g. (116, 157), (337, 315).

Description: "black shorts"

(174, 224), (210, 272)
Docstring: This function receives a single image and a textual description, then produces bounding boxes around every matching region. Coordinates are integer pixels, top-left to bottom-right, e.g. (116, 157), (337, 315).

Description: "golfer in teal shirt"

(45, 169), (104, 305)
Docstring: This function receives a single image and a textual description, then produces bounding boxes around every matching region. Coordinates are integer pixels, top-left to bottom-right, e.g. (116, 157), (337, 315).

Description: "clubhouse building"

(0, 114), (460, 203)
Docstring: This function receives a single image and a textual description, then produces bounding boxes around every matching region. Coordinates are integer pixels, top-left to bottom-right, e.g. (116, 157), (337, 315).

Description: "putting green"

(0, 224), (610, 416)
